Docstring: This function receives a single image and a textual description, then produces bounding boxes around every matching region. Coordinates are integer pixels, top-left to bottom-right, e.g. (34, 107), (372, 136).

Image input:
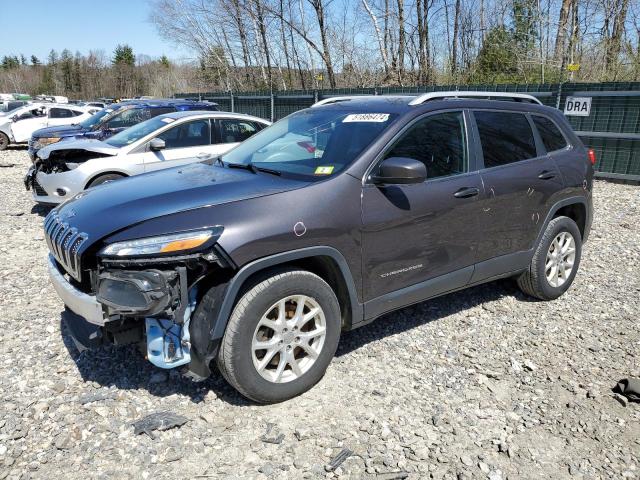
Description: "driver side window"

(156, 120), (211, 149)
(384, 111), (468, 179)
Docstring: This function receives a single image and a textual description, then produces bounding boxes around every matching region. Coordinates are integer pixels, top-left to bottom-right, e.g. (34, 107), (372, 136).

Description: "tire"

(0, 132), (9, 151)
(217, 269), (341, 404)
(87, 173), (125, 188)
(517, 216), (582, 300)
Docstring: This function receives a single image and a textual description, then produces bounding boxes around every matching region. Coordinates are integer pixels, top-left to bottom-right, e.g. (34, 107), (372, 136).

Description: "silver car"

(26, 111), (270, 204)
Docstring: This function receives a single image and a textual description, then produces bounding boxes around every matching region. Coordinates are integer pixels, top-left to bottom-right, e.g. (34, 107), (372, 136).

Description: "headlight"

(100, 229), (220, 257)
(36, 137), (61, 148)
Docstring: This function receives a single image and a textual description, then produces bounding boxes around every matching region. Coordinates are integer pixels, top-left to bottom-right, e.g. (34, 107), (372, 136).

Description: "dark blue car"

(28, 99), (219, 159)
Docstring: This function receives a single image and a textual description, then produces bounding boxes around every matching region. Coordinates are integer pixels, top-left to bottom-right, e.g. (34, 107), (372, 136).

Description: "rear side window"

(532, 115), (568, 152)
(475, 111), (537, 168)
(219, 119), (260, 143)
(49, 108), (74, 119)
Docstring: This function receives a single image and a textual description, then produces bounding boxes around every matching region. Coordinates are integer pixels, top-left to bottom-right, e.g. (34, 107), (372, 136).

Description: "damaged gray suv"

(45, 92), (593, 403)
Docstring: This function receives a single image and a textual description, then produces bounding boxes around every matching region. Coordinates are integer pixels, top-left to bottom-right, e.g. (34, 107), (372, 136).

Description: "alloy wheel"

(251, 295), (327, 383)
(545, 231), (576, 287)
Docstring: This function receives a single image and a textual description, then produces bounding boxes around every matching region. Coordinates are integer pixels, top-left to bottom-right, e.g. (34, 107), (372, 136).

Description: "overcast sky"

(0, 0), (192, 61)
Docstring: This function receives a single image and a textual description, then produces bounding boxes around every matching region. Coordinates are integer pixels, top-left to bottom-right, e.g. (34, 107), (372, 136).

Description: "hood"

(32, 124), (86, 139)
(54, 162), (305, 243)
(38, 138), (119, 160)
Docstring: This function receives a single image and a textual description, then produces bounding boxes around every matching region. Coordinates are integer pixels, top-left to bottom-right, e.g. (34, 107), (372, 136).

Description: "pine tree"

(113, 44), (135, 67)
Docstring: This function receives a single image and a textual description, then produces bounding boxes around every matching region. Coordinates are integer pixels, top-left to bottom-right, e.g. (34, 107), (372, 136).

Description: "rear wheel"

(217, 269), (341, 403)
(0, 132), (9, 151)
(87, 173), (125, 188)
(517, 216), (582, 300)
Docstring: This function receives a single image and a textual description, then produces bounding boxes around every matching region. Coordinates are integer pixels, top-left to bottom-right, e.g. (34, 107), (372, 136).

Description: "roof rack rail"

(408, 91), (542, 106)
(311, 96), (370, 107)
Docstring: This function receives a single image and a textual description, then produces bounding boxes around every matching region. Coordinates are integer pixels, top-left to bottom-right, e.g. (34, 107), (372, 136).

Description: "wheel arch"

(554, 203), (586, 239)
(0, 126), (13, 142)
(84, 170), (129, 189)
(536, 196), (590, 248)
(210, 247), (363, 341)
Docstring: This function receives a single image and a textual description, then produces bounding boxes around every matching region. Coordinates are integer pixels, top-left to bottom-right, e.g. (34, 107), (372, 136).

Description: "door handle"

(453, 187), (480, 198)
(538, 170), (555, 180)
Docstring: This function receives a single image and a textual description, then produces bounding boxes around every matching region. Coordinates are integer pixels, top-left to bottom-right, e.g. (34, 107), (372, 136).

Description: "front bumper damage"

(48, 254), (105, 325)
(49, 248), (232, 378)
(25, 149), (113, 204)
(25, 166), (87, 204)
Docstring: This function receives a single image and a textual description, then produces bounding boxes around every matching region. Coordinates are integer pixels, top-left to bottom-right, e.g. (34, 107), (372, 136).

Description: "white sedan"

(26, 111), (270, 204)
(0, 103), (98, 150)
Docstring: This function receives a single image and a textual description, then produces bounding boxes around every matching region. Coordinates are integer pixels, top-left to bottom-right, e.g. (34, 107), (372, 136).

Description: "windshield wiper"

(227, 162), (281, 176)
(253, 165), (282, 176)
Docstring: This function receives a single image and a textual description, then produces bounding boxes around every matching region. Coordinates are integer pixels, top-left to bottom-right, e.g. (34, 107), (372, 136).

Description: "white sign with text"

(564, 96), (592, 116)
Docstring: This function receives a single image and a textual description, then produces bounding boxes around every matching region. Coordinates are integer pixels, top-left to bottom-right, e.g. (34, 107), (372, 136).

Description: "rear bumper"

(47, 254), (106, 326)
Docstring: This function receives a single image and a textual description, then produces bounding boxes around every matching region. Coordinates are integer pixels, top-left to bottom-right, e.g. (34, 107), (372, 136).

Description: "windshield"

(79, 107), (115, 129)
(222, 109), (398, 180)
(105, 115), (174, 148)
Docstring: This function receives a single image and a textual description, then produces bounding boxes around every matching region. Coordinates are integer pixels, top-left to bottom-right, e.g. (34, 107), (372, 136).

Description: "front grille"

(32, 178), (47, 196)
(44, 211), (88, 281)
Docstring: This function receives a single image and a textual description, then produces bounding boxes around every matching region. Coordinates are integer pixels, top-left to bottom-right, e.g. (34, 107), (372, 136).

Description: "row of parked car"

(33, 91), (594, 403)
(18, 98), (270, 204)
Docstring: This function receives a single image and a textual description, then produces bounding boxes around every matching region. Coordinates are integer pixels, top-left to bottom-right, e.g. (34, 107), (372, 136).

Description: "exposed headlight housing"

(100, 229), (221, 257)
(36, 137), (61, 148)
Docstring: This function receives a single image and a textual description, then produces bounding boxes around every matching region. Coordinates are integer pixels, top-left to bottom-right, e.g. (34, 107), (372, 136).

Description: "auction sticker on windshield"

(314, 166), (334, 175)
(343, 113), (389, 122)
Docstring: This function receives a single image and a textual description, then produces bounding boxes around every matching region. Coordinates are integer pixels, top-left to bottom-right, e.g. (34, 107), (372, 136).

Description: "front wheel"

(0, 132), (9, 151)
(217, 269), (341, 403)
(517, 215), (582, 300)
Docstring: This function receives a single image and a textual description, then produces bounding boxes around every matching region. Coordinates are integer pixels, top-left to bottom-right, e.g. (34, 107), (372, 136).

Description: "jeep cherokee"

(44, 92), (593, 403)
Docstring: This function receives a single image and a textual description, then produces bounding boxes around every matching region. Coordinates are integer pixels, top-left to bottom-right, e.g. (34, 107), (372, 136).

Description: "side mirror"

(371, 157), (427, 185)
(11, 115), (18, 122)
(149, 138), (166, 151)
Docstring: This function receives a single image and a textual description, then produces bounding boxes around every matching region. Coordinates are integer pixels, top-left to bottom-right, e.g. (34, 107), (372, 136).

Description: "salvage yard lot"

(0, 147), (638, 479)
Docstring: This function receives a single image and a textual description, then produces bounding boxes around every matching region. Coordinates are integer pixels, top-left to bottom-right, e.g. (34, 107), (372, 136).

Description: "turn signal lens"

(588, 149), (596, 165)
(38, 137), (61, 147)
(160, 237), (209, 253)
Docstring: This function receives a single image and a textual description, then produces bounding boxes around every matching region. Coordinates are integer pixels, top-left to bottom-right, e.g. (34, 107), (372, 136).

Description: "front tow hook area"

(24, 167), (35, 191)
(62, 308), (104, 352)
(145, 288), (197, 369)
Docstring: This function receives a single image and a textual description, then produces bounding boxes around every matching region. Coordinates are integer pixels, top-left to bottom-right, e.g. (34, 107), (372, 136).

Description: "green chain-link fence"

(176, 82), (640, 181)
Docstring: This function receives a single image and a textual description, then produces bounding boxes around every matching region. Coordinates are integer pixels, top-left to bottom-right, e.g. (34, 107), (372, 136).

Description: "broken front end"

(25, 148), (114, 202)
(46, 210), (232, 379)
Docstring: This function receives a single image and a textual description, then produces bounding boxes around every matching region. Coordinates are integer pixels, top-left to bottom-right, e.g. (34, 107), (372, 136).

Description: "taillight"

(588, 149), (596, 165)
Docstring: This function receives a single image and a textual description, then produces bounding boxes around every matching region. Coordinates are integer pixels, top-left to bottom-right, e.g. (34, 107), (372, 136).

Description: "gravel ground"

(0, 147), (638, 480)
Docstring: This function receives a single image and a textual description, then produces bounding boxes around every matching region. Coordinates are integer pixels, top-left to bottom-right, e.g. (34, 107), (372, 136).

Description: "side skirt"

(353, 249), (532, 330)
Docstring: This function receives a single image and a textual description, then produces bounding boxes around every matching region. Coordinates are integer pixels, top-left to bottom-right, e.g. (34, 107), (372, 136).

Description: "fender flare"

(84, 170), (129, 189)
(534, 196), (591, 248)
(211, 246), (363, 340)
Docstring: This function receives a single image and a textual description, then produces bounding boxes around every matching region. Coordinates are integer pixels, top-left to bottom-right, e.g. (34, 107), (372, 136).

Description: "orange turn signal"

(160, 237), (208, 253)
